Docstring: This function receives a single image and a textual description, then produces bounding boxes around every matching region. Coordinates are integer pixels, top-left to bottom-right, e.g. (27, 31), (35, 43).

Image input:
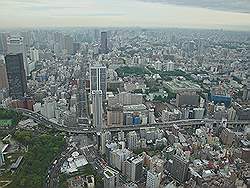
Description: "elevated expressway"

(16, 108), (250, 134)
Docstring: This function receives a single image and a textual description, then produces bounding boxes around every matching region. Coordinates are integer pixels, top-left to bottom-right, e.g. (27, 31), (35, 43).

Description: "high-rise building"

(90, 65), (107, 99)
(110, 148), (131, 170)
(7, 36), (25, 56)
(30, 47), (39, 62)
(123, 156), (144, 182)
(107, 105), (123, 127)
(193, 108), (205, 119)
(227, 107), (236, 121)
(73, 42), (80, 54)
(92, 90), (103, 132)
(220, 128), (235, 145)
(0, 33), (8, 55)
(176, 92), (199, 107)
(100, 31), (108, 54)
(164, 61), (174, 71)
(77, 62), (89, 124)
(0, 56), (8, 89)
(101, 131), (112, 154)
(127, 131), (138, 150)
(168, 155), (189, 183)
(5, 53), (27, 99)
(40, 97), (57, 119)
(148, 109), (155, 124)
(146, 170), (161, 188)
(6, 36), (28, 75)
(64, 35), (73, 55)
(104, 166), (120, 188)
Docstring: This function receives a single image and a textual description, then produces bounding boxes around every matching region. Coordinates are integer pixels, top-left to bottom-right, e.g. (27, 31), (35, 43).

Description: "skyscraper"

(168, 155), (189, 183)
(5, 53), (27, 99)
(64, 35), (73, 55)
(92, 90), (103, 132)
(123, 156), (144, 182)
(103, 166), (120, 188)
(0, 33), (8, 55)
(90, 65), (107, 99)
(0, 56), (8, 89)
(127, 131), (138, 150)
(77, 62), (89, 125)
(100, 31), (108, 54)
(107, 105), (123, 127)
(146, 170), (161, 188)
(6, 36), (28, 75)
(30, 47), (39, 62)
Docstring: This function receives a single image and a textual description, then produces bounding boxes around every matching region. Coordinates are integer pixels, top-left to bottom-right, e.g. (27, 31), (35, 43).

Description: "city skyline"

(1, 0), (250, 30)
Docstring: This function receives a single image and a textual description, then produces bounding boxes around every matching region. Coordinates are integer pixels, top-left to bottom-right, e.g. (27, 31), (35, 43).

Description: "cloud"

(138, 0), (250, 13)
(0, 0), (250, 29)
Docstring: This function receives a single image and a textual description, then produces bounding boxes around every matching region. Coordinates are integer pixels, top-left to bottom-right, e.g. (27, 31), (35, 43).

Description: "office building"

(40, 97), (57, 119)
(90, 65), (107, 99)
(118, 131), (125, 141)
(148, 109), (155, 124)
(30, 47), (39, 62)
(110, 148), (131, 170)
(220, 128), (235, 146)
(127, 131), (138, 150)
(106, 142), (118, 163)
(164, 61), (174, 71)
(176, 92), (199, 107)
(108, 92), (143, 106)
(6, 36), (28, 75)
(146, 170), (161, 188)
(5, 53), (27, 99)
(100, 31), (108, 54)
(104, 166), (120, 188)
(0, 56), (8, 89)
(77, 63), (89, 123)
(227, 107), (236, 121)
(0, 33), (8, 55)
(73, 42), (80, 54)
(64, 35), (73, 55)
(123, 156), (144, 182)
(193, 108), (205, 119)
(168, 155), (189, 183)
(101, 131), (112, 154)
(107, 105), (123, 127)
(92, 90), (103, 132)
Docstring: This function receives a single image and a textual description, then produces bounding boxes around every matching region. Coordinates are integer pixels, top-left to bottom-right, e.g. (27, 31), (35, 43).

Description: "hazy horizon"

(1, 0), (250, 31)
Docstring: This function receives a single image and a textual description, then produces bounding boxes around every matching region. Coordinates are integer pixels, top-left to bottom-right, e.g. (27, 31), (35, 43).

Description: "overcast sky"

(0, 0), (250, 30)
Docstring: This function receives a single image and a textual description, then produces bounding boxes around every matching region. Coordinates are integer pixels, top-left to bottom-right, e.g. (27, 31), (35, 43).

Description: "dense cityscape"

(0, 26), (249, 188)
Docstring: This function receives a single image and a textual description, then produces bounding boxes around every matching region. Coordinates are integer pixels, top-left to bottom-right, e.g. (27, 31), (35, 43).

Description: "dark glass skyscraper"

(5, 53), (27, 99)
(100, 31), (108, 54)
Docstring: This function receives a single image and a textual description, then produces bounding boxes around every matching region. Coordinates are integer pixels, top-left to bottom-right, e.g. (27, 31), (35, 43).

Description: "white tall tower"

(90, 65), (107, 99)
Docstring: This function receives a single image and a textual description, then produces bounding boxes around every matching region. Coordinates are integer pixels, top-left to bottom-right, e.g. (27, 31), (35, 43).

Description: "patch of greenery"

(8, 131), (65, 188)
(58, 174), (68, 188)
(0, 119), (13, 126)
(0, 108), (23, 126)
(116, 66), (151, 77)
(147, 67), (192, 80)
